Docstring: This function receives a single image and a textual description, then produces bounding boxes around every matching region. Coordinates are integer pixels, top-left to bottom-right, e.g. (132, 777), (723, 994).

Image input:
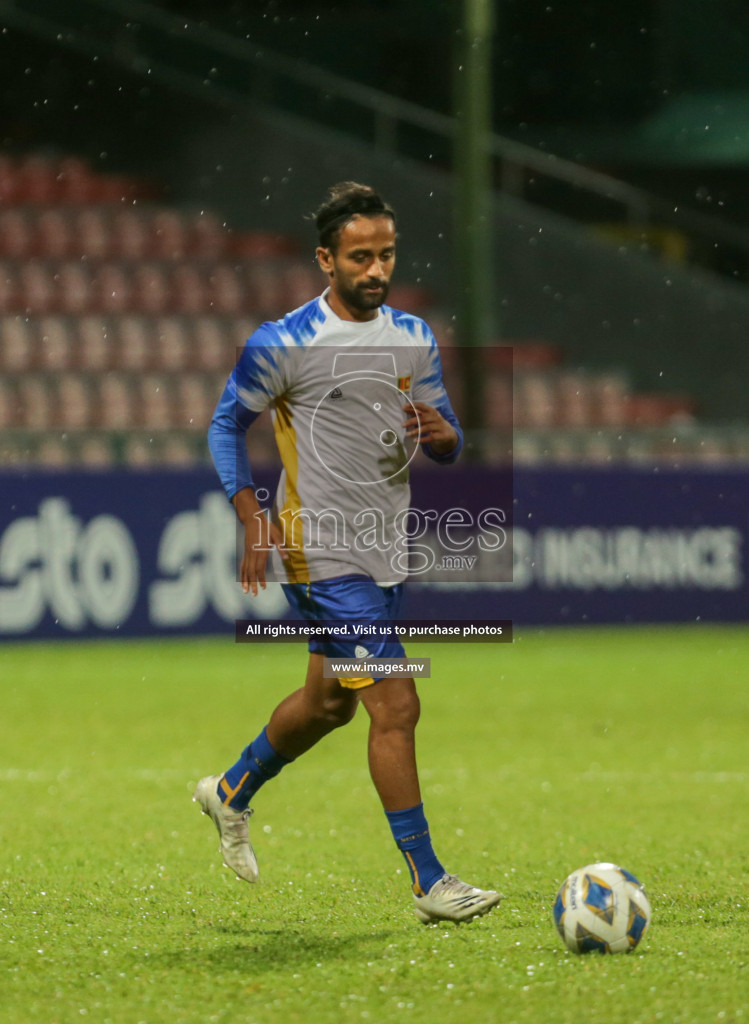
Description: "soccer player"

(194, 182), (501, 923)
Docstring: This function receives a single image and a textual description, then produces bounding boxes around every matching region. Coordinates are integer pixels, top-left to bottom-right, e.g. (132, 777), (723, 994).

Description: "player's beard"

(338, 277), (390, 312)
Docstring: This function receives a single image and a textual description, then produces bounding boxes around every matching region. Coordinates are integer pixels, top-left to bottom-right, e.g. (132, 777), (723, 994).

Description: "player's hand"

(233, 489), (288, 596)
(402, 401), (458, 455)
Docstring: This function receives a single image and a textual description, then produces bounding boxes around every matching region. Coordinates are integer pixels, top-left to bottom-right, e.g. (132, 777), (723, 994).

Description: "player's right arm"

(207, 325), (289, 595)
(232, 487), (287, 596)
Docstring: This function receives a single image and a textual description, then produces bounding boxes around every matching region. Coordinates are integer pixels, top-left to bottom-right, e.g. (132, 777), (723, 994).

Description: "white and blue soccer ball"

(553, 862), (652, 954)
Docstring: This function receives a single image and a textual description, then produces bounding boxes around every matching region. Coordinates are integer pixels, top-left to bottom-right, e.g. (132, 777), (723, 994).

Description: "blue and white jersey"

(209, 290), (462, 584)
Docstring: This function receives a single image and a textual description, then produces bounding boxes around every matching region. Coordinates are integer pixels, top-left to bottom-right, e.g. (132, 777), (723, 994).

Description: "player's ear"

(316, 246), (334, 277)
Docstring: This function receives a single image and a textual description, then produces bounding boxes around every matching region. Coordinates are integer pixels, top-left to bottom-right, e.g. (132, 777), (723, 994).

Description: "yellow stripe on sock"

(405, 850), (426, 897)
(220, 772), (249, 805)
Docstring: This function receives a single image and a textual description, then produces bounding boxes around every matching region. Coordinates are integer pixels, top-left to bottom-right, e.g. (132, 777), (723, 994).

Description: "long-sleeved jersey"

(209, 291), (462, 584)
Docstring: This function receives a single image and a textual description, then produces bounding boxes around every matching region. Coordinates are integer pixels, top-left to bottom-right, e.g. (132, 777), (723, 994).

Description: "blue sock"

(218, 726), (291, 810)
(385, 803), (445, 896)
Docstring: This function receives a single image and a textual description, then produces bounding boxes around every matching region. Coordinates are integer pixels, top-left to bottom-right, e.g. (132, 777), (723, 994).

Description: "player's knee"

(369, 682), (420, 734)
(314, 691), (358, 728)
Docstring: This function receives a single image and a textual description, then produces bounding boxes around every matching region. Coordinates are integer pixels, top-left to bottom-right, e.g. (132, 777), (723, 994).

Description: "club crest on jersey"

(328, 386), (343, 401)
(397, 375), (412, 392)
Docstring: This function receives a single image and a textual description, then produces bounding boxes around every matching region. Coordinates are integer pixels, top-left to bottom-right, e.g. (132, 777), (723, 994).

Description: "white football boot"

(413, 873), (501, 923)
(192, 774), (259, 883)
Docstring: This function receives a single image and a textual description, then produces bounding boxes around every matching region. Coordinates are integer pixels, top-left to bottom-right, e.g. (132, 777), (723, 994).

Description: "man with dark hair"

(194, 182), (501, 924)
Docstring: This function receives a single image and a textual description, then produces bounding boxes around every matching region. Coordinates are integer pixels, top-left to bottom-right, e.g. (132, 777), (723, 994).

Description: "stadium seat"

(155, 317), (190, 371)
(246, 264), (285, 313)
(36, 210), (72, 259)
(37, 438), (72, 466)
(133, 264), (171, 314)
(484, 374), (513, 429)
(57, 373), (94, 429)
(39, 317), (74, 371)
(77, 316), (113, 372)
(194, 317), (232, 372)
(171, 265), (207, 314)
(17, 376), (55, 429)
(123, 436), (156, 466)
(283, 263), (321, 309)
(209, 265), (245, 315)
(191, 213), (228, 259)
(76, 209), (112, 260)
(94, 264), (131, 314)
(16, 155), (59, 204)
(58, 264), (92, 314)
(229, 231), (298, 259)
(117, 316), (152, 371)
(161, 434), (197, 464)
(56, 156), (100, 204)
(140, 374), (174, 429)
(152, 210), (188, 260)
(0, 210), (34, 259)
(98, 375), (137, 429)
(1, 316), (34, 371)
(175, 375), (214, 429)
(78, 435), (115, 466)
(556, 372), (592, 428)
(0, 379), (17, 428)
(112, 210), (149, 260)
(19, 263), (56, 315)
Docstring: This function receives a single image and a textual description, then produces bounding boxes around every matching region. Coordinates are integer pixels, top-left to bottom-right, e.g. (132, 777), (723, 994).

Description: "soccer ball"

(553, 862), (651, 954)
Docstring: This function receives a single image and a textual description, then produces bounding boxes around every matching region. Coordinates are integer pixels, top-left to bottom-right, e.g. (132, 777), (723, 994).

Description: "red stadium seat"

(16, 156), (59, 204)
(175, 374), (214, 429)
(283, 263), (321, 309)
(0, 210), (34, 259)
(36, 210), (72, 259)
(0, 379), (17, 428)
(229, 231), (298, 259)
(140, 374), (174, 429)
(77, 316), (113, 372)
(56, 157), (100, 204)
(76, 209), (112, 260)
(57, 373), (94, 429)
(155, 317), (190, 371)
(117, 316), (152, 371)
(171, 265), (207, 314)
(209, 265), (244, 315)
(245, 264), (285, 314)
(152, 210), (188, 260)
(78, 435), (115, 466)
(112, 210), (149, 260)
(19, 263), (56, 314)
(39, 317), (75, 371)
(57, 264), (92, 314)
(1, 316), (34, 371)
(194, 317), (231, 372)
(98, 374), (137, 429)
(0, 264), (20, 313)
(94, 264), (131, 314)
(17, 376), (55, 429)
(133, 264), (170, 314)
(191, 213), (228, 259)
(161, 435), (198, 465)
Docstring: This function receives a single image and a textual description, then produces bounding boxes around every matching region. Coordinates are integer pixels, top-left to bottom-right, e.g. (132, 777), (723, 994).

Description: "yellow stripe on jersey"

(273, 394), (310, 583)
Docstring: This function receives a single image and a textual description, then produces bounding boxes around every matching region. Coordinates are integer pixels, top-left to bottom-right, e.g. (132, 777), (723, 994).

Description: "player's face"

(317, 215), (396, 322)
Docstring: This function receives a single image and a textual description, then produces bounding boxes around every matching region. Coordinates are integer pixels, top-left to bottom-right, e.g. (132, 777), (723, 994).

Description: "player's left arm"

(402, 400), (462, 458)
(404, 325), (464, 463)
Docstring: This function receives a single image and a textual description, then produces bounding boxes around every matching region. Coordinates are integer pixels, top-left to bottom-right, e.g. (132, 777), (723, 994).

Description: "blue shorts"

(282, 574), (406, 684)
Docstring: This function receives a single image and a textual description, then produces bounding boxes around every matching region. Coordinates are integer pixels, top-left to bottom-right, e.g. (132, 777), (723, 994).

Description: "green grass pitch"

(1, 626), (747, 1024)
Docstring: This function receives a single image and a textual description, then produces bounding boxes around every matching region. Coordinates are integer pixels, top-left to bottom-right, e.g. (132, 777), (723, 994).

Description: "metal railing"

(4, 0), (749, 268)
